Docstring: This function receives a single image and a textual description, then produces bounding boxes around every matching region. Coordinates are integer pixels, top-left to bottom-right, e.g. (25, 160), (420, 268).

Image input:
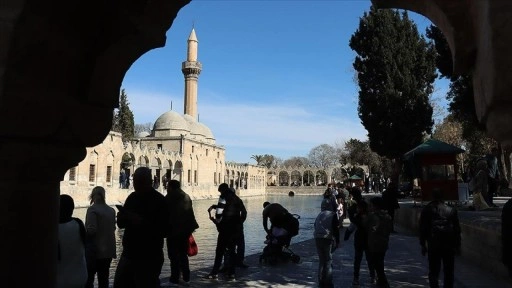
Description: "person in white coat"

(57, 194), (87, 288)
(85, 186), (116, 288)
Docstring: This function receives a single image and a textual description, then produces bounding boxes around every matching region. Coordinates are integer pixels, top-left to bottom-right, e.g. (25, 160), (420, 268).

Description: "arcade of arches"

(266, 166), (366, 187)
(3, 1), (512, 287)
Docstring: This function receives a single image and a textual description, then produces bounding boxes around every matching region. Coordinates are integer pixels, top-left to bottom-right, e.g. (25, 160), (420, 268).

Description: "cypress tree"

(349, 7), (436, 162)
(112, 89), (134, 142)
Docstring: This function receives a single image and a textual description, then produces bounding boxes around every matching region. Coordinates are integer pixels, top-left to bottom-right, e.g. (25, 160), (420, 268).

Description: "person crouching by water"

(205, 183), (245, 280)
(314, 198), (341, 288)
(57, 194), (88, 288)
(85, 186), (116, 288)
(165, 180), (199, 285)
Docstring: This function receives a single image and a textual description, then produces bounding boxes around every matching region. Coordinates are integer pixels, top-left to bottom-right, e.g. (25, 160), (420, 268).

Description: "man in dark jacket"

(366, 197), (392, 287)
(114, 167), (168, 288)
(346, 187), (373, 286)
(165, 180), (199, 285)
(205, 183), (245, 280)
(382, 182), (400, 233)
(420, 188), (461, 288)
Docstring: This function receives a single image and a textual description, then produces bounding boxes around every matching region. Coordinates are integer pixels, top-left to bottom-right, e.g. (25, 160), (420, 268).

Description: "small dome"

(198, 122), (215, 143)
(183, 115), (206, 140)
(136, 131), (150, 138)
(153, 111), (190, 137)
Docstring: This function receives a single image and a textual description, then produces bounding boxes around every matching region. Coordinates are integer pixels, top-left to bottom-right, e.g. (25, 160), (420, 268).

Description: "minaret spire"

(182, 28), (202, 118)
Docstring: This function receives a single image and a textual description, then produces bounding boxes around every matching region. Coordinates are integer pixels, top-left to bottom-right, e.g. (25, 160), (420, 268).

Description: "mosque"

(59, 29), (267, 205)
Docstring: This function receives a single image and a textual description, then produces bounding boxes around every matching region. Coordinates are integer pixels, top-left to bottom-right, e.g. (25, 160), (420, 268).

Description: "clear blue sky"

(122, 0), (449, 164)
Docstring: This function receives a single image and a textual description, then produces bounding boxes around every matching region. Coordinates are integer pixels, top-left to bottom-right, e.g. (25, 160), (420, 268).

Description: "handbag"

(187, 234), (198, 257)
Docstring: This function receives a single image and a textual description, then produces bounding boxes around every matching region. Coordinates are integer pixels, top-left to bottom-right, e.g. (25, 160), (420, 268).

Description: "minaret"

(182, 28), (202, 119)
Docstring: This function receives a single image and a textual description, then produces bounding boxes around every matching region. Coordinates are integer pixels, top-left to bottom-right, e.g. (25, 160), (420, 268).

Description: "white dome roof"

(153, 111), (189, 131)
(183, 115), (207, 140)
(152, 111), (190, 137)
(198, 122), (215, 142)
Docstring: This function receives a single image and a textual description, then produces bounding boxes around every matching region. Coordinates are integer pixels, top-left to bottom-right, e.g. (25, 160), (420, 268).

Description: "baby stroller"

(259, 214), (301, 265)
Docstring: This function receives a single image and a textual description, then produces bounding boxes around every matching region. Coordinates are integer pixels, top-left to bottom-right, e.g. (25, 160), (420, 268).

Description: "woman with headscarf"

(85, 186), (116, 288)
(57, 194), (88, 288)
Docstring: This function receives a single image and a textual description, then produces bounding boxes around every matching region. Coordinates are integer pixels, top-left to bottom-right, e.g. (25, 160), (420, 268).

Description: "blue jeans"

(315, 238), (334, 287)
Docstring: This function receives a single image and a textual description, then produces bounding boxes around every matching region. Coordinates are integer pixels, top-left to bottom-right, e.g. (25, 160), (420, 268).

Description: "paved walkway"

(162, 221), (512, 287)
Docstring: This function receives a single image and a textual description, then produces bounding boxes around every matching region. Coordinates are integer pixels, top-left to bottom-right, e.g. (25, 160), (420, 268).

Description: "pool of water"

(73, 194), (323, 281)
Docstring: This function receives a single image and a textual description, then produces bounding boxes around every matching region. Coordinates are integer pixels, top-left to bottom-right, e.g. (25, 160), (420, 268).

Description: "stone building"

(59, 28), (266, 205)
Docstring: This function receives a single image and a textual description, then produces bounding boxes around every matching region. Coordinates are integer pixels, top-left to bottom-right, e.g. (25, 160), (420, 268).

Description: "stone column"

(0, 1), (190, 287)
(0, 141), (85, 287)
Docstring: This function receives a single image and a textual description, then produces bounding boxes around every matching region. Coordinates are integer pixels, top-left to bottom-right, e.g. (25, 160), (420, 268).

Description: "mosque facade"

(59, 29), (266, 205)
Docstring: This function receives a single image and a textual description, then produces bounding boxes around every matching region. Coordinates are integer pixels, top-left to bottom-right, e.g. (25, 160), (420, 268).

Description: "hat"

(321, 199), (332, 211)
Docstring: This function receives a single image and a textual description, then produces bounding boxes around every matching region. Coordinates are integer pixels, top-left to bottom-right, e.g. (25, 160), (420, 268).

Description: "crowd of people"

(58, 165), (512, 288)
(57, 167), (256, 288)
(314, 183), (462, 288)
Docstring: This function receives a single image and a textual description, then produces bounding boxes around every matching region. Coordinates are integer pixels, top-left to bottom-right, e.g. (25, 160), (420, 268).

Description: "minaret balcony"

(182, 61), (202, 70)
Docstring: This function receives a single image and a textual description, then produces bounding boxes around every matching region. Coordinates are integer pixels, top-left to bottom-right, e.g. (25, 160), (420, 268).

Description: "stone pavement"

(162, 221), (512, 287)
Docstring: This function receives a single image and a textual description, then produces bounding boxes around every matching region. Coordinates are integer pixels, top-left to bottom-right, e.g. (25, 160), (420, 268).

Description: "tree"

(432, 115), (467, 175)
(308, 144), (337, 167)
(134, 122), (153, 135)
(283, 156), (310, 168)
(251, 154), (280, 169)
(350, 8), (437, 170)
(112, 89), (134, 142)
(341, 138), (382, 175)
(432, 115), (464, 148)
(250, 155), (264, 165)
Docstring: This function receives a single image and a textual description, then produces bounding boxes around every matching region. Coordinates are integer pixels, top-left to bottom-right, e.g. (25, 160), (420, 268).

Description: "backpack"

(431, 209), (454, 240)
(282, 213), (300, 237)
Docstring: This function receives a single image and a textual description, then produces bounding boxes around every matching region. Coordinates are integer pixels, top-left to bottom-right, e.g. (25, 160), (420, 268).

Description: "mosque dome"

(198, 122), (215, 144)
(136, 131), (150, 138)
(183, 114), (207, 141)
(152, 110), (190, 137)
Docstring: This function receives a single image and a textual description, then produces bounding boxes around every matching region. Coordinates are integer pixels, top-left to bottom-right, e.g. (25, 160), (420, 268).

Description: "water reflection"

(73, 194), (322, 281)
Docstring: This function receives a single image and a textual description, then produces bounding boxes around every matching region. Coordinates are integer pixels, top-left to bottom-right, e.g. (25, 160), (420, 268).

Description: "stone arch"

(138, 155), (149, 167)
(225, 169), (230, 184)
(303, 170), (314, 186)
(331, 167), (345, 183)
(373, 0), (473, 74)
(290, 170), (302, 186)
(243, 172), (248, 189)
(173, 160), (183, 182)
(316, 169), (327, 185)
(267, 171), (277, 186)
(278, 171), (289, 186)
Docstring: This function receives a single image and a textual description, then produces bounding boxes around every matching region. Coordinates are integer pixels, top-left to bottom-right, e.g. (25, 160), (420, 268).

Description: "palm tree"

(251, 155), (264, 165)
